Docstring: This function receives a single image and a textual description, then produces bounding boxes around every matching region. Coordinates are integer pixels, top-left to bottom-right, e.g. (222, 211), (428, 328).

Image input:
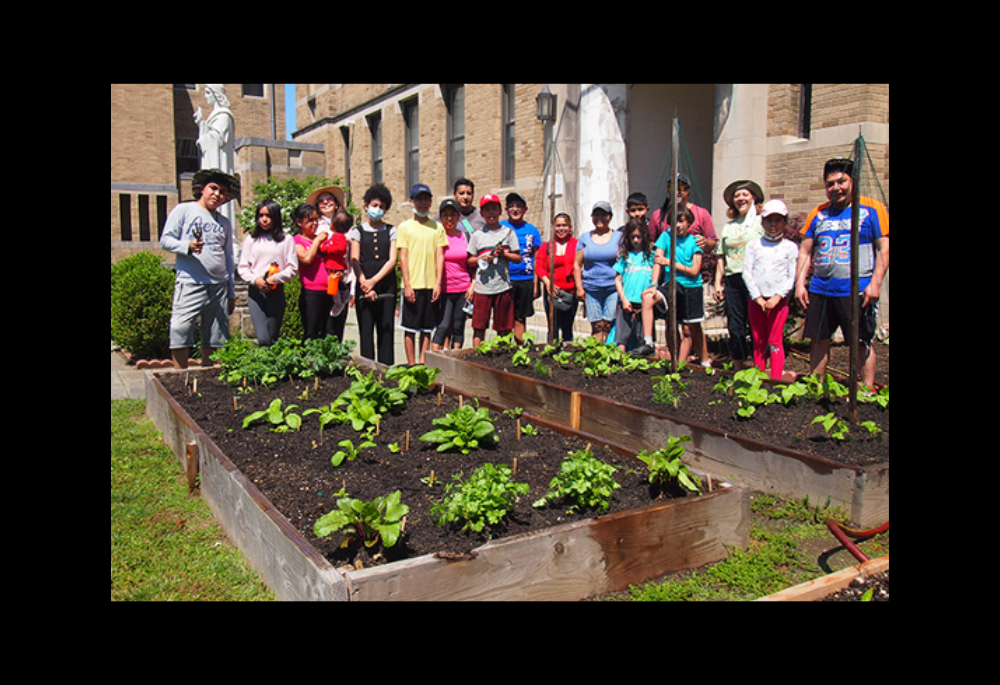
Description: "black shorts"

(804, 292), (879, 346)
(510, 279), (536, 321)
(655, 282), (704, 324)
(400, 289), (436, 333)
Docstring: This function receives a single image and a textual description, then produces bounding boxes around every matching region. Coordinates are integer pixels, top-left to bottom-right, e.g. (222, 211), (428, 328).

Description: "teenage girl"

(237, 199), (298, 346)
(348, 183), (398, 365)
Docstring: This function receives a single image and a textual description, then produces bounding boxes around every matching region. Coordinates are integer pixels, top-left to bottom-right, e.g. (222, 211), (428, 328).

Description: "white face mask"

(367, 206), (385, 221)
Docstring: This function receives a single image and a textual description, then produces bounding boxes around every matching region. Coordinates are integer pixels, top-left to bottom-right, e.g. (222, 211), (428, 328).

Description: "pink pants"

(748, 297), (789, 380)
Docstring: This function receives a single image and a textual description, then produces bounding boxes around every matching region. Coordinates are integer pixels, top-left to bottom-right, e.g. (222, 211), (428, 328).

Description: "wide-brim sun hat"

(305, 185), (347, 209)
(723, 180), (764, 209)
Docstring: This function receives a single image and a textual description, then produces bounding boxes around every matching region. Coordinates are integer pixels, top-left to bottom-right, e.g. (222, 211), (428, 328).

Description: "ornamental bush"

(111, 252), (176, 360)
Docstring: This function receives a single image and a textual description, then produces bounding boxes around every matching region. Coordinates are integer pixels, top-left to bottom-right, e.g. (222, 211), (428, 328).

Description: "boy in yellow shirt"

(397, 183), (448, 365)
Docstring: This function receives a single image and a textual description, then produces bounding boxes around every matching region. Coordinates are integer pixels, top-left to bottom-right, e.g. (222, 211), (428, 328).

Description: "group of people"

(159, 157), (887, 388)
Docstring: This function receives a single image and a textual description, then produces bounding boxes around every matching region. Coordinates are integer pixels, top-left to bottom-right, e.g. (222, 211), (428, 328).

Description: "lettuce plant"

(420, 404), (498, 454)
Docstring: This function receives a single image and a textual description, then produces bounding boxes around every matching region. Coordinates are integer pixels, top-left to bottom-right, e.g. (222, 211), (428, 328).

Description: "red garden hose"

(827, 519), (889, 563)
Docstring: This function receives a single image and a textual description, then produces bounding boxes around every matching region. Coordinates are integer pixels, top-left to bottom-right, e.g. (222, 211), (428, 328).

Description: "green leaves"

(635, 435), (701, 495)
(313, 490), (409, 549)
(212, 334), (356, 389)
(242, 398), (302, 432)
(533, 448), (619, 514)
(420, 404), (498, 454)
(430, 463), (529, 534)
(331, 438), (376, 467)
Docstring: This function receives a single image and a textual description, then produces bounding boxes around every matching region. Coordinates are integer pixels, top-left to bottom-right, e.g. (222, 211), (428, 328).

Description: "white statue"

(195, 84), (234, 174)
(195, 84), (237, 238)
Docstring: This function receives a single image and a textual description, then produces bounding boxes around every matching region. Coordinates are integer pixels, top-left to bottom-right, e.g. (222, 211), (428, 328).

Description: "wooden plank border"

(144, 364), (749, 601)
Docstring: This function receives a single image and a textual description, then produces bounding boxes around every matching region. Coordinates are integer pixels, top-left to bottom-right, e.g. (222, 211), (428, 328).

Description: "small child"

(743, 199), (798, 379)
(397, 183), (449, 366)
(613, 218), (656, 353)
(467, 193), (521, 348)
(638, 205), (706, 364)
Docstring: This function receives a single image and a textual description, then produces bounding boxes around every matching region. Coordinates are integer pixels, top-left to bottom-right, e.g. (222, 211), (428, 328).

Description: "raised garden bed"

(426, 343), (888, 528)
(144, 362), (750, 601)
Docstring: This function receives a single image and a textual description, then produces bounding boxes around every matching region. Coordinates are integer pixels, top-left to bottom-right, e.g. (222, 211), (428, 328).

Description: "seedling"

(242, 398), (302, 432)
(812, 412), (850, 441)
(331, 437), (376, 467)
(635, 435), (701, 495)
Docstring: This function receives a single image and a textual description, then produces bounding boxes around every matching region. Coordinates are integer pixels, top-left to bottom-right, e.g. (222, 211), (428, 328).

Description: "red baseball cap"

(479, 193), (502, 208)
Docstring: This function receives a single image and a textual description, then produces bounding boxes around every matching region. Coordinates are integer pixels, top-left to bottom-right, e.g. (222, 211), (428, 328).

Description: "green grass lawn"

(111, 399), (274, 601)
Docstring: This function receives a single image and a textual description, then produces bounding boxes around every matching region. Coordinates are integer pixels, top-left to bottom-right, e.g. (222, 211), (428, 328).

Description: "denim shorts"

(584, 286), (618, 322)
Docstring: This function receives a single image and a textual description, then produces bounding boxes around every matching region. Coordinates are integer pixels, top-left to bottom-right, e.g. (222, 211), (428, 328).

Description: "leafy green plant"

(331, 437), (376, 467)
(651, 371), (690, 407)
(430, 463), (530, 534)
(385, 364), (440, 395)
(242, 398), (302, 432)
(212, 334), (356, 388)
(331, 368), (409, 432)
(533, 447), (619, 514)
(812, 412), (850, 441)
(419, 404), (498, 454)
(635, 435), (701, 495)
(313, 490), (409, 550)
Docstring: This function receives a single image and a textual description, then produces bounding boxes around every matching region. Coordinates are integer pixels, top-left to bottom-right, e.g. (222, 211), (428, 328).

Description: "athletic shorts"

(169, 281), (230, 349)
(655, 282), (704, 324)
(399, 289), (436, 333)
(510, 279), (536, 321)
(471, 290), (514, 332)
(804, 292), (878, 347)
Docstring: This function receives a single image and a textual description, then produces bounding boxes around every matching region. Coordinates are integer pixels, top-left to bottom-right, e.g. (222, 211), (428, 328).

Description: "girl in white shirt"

(742, 200), (798, 380)
(237, 199), (298, 345)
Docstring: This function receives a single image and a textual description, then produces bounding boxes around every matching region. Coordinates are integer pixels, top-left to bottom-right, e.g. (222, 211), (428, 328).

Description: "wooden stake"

(512, 457), (518, 477)
(516, 418), (521, 441)
(233, 396), (238, 411)
(192, 376), (197, 395)
(707, 473), (714, 492)
(459, 395), (463, 408)
(405, 430), (410, 452)
(185, 440), (198, 493)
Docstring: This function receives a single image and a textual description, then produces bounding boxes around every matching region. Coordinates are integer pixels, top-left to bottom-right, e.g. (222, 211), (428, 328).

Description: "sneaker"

(630, 343), (655, 358)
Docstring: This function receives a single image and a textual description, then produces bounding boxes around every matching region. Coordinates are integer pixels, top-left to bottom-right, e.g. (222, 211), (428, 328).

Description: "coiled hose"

(827, 519), (889, 563)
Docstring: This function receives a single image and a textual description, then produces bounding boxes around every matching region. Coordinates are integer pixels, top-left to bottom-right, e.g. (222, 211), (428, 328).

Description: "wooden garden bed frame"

(757, 554), (889, 601)
(426, 348), (888, 528)
(144, 362), (750, 601)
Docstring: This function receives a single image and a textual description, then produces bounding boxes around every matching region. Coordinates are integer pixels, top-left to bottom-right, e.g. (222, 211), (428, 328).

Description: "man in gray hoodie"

(160, 168), (240, 368)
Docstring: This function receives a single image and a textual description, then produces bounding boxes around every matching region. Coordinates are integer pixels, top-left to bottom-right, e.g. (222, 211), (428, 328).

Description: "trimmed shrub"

(111, 252), (176, 360)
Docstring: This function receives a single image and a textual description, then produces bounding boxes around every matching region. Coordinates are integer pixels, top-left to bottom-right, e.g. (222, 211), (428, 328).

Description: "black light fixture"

(536, 85), (556, 122)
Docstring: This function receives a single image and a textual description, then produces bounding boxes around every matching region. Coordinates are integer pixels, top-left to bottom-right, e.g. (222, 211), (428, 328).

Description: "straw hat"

(305, 185), (346, 209)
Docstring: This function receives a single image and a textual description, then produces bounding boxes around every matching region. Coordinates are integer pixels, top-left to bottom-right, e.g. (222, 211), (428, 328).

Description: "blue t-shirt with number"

(801, 197), (888, 297)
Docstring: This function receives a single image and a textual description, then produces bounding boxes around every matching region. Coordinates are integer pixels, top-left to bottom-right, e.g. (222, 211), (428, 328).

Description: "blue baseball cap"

(410, 183), (432, 198)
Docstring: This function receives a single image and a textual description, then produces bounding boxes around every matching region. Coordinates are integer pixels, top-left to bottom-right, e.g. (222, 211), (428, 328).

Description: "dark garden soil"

(157, 370), (707, 570)
(468, 339), (889, 467)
